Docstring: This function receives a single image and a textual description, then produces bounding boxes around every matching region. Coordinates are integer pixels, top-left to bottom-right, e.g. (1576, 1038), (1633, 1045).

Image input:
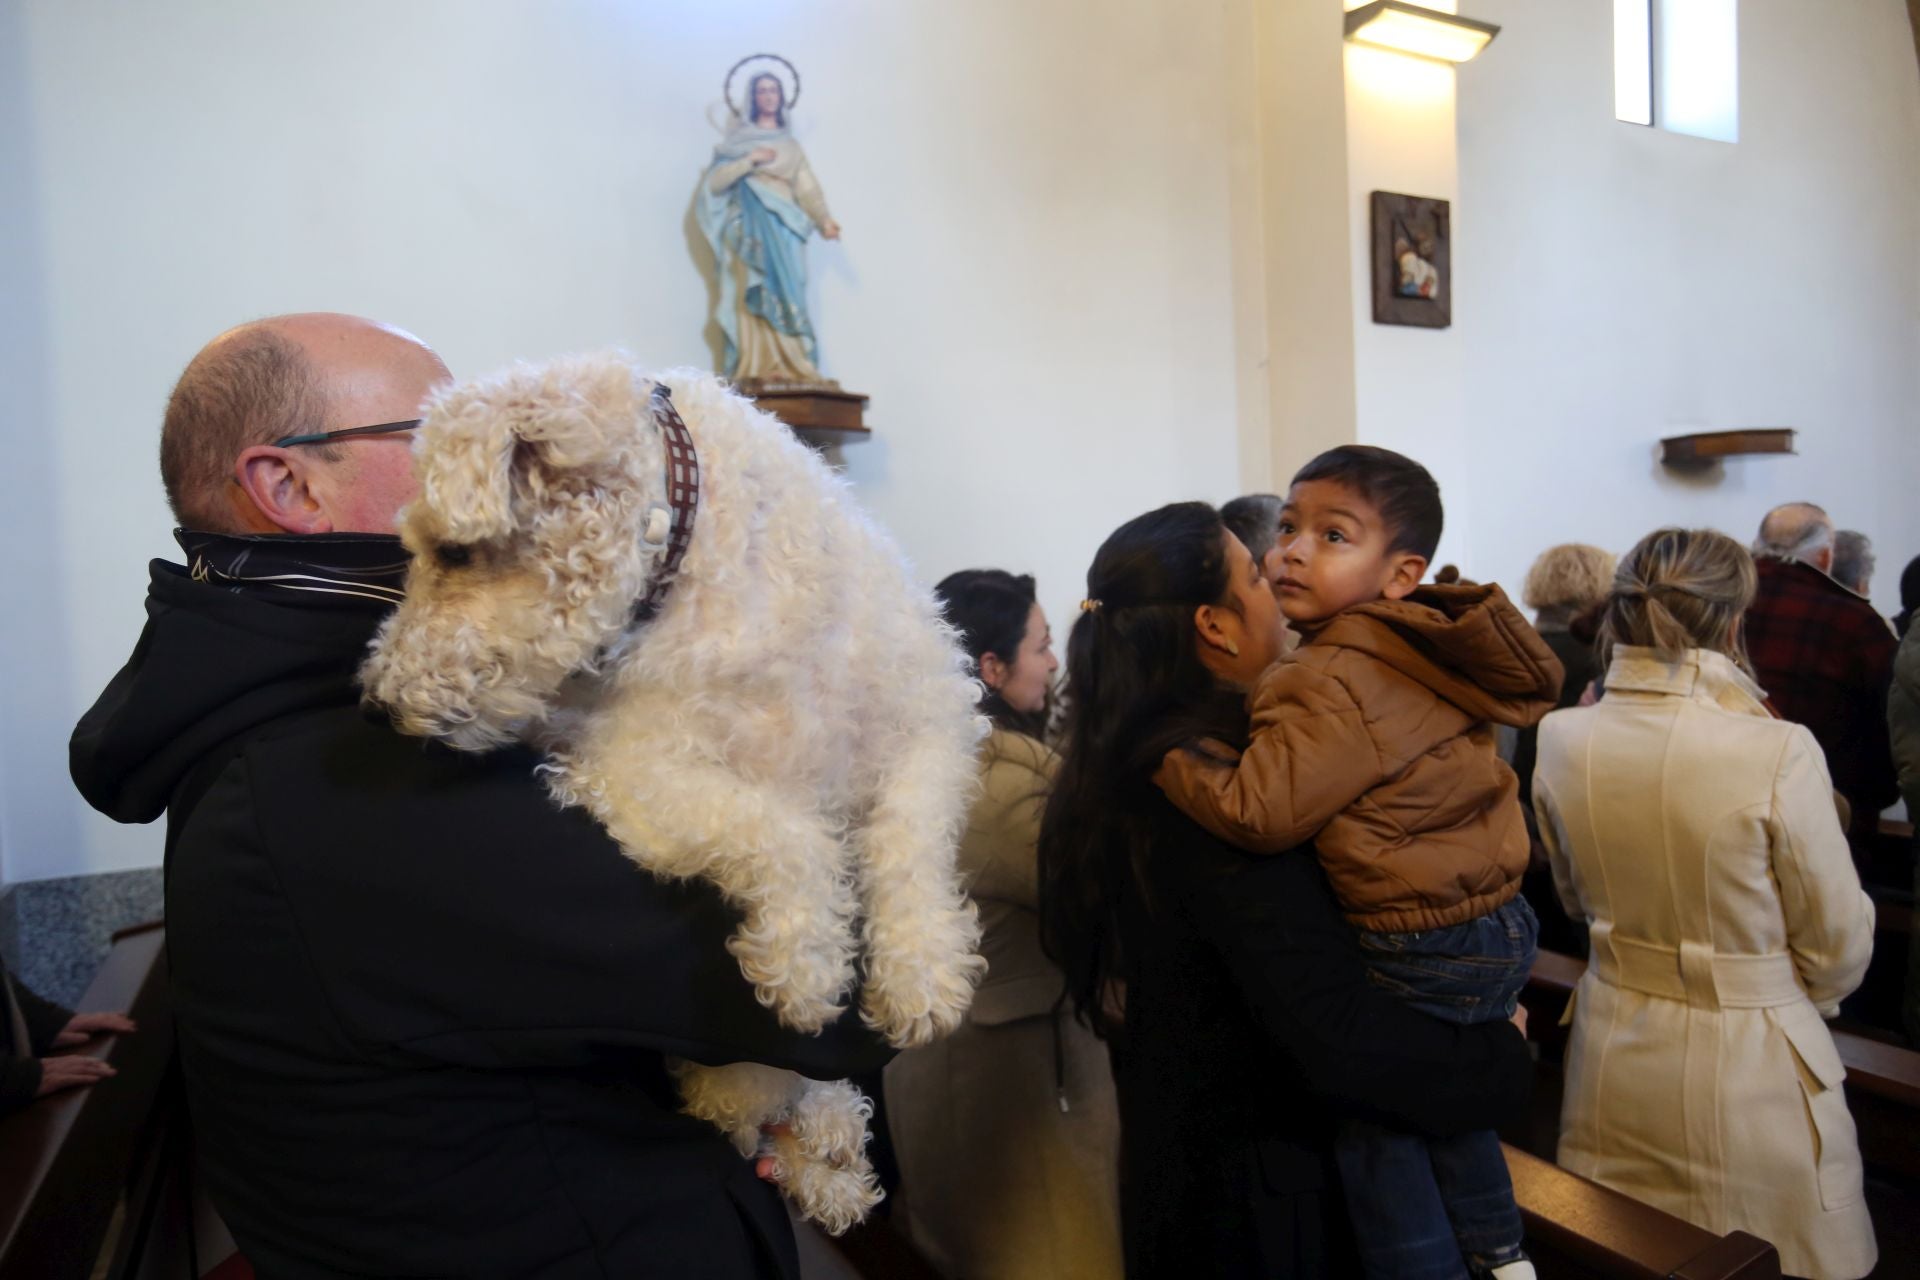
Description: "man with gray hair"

(1832, 530), (1875, 598)
(1221, 492), (1285, 575)
(1751, 500), (1838, 569)
(1745, 502), (1898, 848)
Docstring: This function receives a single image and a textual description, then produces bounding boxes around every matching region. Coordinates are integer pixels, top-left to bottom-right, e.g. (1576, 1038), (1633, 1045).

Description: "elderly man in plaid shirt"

(1746, 502), (1900, 849)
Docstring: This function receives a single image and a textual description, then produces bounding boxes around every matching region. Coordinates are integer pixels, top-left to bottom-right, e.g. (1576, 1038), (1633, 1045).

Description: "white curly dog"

(359, 352), (987, 1233)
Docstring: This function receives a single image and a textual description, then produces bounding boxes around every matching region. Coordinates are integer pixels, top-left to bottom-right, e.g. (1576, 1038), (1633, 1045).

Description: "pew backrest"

(0, 924), (179, 1279)
(1507, 1145), (1780, 1279)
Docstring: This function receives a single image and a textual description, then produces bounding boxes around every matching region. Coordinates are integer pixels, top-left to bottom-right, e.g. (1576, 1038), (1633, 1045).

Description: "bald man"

(72, 315), (888, 1279)
(158, 313), (444, 538)
(1745, 501), (1899, 848)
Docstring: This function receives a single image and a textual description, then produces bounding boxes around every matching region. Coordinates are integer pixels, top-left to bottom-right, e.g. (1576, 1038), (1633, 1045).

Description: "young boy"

(1157, 446), (1562, 1280)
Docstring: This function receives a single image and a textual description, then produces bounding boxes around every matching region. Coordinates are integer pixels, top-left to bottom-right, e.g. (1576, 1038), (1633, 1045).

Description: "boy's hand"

(1509, 1005), (1529, 1039)
(1153, 740), (1242, 792)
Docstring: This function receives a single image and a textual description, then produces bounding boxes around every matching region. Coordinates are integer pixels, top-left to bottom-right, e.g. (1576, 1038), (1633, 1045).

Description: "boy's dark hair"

(1219, 493), (1284, 562)
(1289, 445), (1443, 562)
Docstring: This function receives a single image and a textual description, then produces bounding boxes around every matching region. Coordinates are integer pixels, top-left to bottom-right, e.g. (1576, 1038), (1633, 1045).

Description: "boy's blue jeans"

(1337, 896), (1538, 1280)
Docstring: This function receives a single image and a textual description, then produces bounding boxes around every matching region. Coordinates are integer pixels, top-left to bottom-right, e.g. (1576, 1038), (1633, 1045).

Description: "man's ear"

(233, 446), (334, 535)
(1380, 553), (1429, 601)
(1811, 546), (1835, 575)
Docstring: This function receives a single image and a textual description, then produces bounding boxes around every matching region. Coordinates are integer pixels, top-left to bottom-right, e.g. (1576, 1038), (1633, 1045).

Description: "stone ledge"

(0, 868), (162, 1007)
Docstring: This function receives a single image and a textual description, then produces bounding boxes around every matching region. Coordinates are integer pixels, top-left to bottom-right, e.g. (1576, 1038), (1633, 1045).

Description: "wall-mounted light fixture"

(1343, 1), (1501, 64)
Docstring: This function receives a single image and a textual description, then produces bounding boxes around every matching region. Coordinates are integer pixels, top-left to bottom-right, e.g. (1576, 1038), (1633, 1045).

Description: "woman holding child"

(1039, 453), (1542, 1279)
(1533, 528), (1878, 1280)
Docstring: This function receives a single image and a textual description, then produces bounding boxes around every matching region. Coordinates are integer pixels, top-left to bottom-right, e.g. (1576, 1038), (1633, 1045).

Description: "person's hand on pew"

(33, 1054), (116, 1098)
(50, 1011), (137, 1049)
(1510, 1004), (1528, 1039)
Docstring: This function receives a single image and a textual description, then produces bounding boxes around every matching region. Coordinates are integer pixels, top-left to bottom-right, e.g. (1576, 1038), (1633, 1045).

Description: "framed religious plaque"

(1371, 191), (1451, 329)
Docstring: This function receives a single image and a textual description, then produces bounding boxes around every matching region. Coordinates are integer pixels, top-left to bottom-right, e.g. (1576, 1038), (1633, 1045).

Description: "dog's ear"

(414, 354), (643, 544)
(417, 410), (519, 545)
(510, 351), (644, 473)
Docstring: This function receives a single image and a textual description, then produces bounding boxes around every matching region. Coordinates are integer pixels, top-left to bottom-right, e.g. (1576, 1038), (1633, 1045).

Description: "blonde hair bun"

(1601, 528), (1757, 672)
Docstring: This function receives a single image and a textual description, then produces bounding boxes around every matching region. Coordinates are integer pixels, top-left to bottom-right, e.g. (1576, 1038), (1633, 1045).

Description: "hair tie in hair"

(1080, 598), (1103, 613)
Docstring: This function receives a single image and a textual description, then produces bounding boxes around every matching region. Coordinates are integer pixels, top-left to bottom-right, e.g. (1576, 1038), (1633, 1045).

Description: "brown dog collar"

(630, 383), (701, 625)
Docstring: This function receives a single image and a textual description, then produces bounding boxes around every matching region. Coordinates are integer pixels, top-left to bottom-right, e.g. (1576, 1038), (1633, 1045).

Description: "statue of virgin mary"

(697, 59), (841, 390)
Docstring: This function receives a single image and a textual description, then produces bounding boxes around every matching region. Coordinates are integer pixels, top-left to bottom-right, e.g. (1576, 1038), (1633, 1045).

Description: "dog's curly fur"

(360, 353), (987, 1231)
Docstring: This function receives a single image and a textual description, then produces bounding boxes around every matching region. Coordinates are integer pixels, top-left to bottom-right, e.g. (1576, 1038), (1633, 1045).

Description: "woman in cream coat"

(885, 570), (1122, 1280)
(1532, 528), (1877, 1280)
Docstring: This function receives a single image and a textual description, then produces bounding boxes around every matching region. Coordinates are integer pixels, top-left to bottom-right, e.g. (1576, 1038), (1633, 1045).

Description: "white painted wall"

(1343, 26), (1477, 574)
(8, 0), (1916, 884)
(1, 0), (1250, 882)
(1453, 0), (1920, 614)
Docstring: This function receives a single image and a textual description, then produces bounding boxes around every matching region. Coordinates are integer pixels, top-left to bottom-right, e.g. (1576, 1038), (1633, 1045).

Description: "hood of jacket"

(71, 560), (391, 824)
(1310, 582), (1563, 728)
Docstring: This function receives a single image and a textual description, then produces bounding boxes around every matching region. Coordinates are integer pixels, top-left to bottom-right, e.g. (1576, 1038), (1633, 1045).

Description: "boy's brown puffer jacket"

(1157, 583), (1563, 933)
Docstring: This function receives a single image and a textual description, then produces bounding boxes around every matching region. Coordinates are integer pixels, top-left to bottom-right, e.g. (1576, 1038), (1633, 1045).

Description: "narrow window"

(1614, 0), (1654, 126)
(1658, 0), (1738, 142)
(1615, 0), (1738, 142)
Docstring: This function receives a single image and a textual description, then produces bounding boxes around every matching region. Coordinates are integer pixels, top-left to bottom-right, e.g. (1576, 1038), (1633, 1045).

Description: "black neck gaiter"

(174, 530), (410, 611)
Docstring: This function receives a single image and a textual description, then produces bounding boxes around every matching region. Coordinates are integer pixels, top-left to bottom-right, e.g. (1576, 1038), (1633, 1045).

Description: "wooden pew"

(0, 923), (191, 1279)
(818, 1151), (1784, 1280)
(1507, 1145), (1779, 1279)
(1523, 948), (1920, 1276)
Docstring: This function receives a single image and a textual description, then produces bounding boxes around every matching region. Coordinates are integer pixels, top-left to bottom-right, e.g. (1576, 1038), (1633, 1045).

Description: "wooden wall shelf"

(743, 384), (871, 450)
(1660, 428), (1796, 467)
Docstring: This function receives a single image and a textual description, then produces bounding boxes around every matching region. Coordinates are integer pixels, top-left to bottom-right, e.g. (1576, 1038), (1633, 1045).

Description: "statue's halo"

(725, 53), (802, 120)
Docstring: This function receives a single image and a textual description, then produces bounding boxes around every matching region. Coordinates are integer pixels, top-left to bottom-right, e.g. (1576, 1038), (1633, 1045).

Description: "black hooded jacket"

(72, 550), (892, 1280)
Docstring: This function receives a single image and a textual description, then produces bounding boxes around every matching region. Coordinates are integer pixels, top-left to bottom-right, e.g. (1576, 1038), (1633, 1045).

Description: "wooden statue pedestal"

(739, 380), (871, 449)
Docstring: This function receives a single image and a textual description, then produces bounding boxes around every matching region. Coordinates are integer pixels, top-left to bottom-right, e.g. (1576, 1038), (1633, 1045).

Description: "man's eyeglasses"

(271, 419), (422, 449)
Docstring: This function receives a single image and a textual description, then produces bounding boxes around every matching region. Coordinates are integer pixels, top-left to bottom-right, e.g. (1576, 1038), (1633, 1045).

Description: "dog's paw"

(768, 1090), (884, 1236)
(859, 907), (988, 1048)
(727, 920), (856, 1035)
(790, 1079), (873, 1167)
(781, 1155), (884, 1237)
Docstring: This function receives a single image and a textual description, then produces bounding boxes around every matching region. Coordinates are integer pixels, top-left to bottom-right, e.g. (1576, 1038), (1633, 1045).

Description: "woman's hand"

(52, 1011), (137, 1048)
(820, 219), (842, 241)
(34, 1055), (116, 1098)
(750, 147), (778, 166)
(1509, 1004), (1529, 1039)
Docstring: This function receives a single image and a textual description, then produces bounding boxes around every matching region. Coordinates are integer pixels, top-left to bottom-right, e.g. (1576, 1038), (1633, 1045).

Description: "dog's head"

(361, 351), (670, 750)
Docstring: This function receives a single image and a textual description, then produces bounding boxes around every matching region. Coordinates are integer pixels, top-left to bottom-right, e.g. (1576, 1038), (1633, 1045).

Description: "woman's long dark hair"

(1038, 502), (1249, 1034)
(934, 568), (1047, 738)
